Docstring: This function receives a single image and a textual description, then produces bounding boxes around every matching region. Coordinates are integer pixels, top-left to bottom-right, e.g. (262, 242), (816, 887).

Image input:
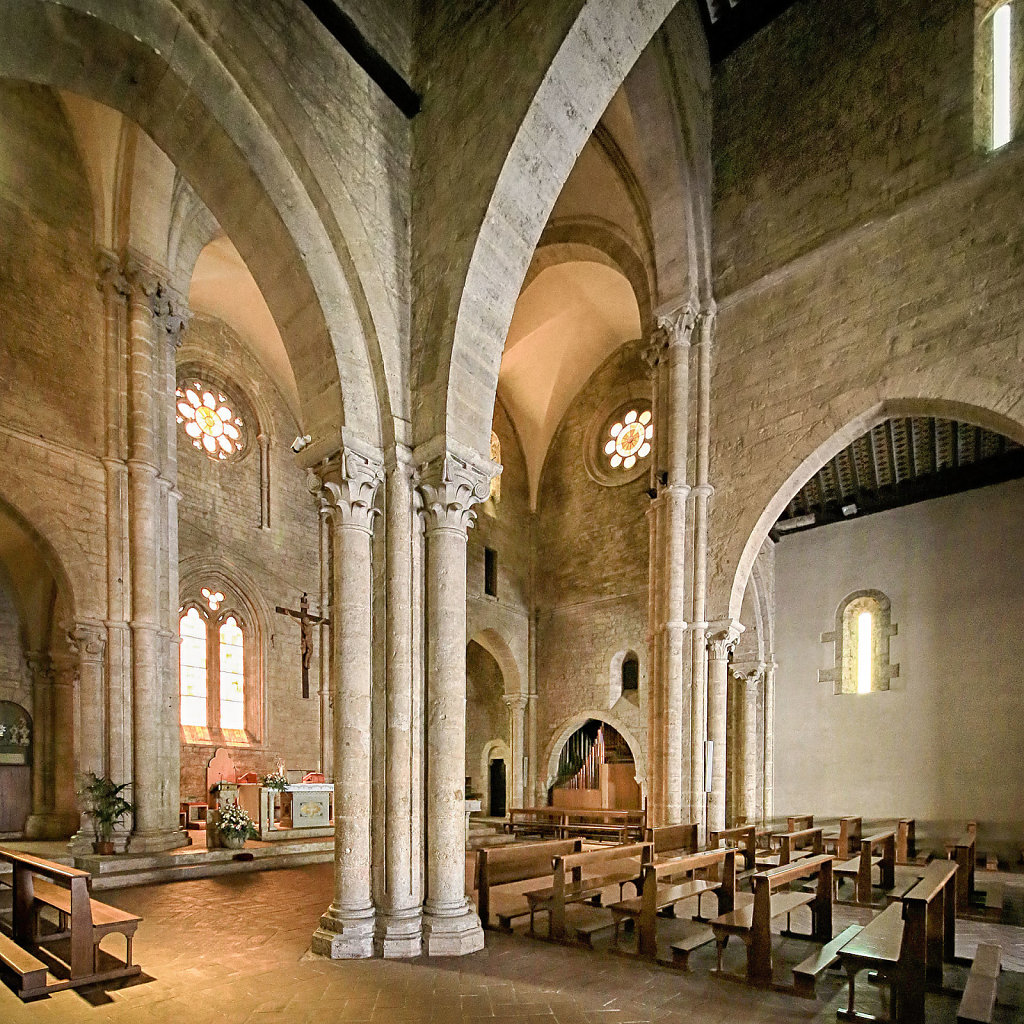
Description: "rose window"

(176, 380), (246, 460)
(604, 409), (653, 470)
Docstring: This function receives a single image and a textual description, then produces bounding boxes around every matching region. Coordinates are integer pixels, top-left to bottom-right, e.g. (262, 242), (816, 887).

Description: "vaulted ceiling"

(773, 418), (1024, 540)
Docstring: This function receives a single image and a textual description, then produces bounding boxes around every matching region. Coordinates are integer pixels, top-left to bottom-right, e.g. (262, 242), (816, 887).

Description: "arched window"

(621, 653), (639, 692)
(976, 2), (1020, 150)
(819, 590), (899, 695)
(489, 431), (501, 502)
(179, 584), (257, 740)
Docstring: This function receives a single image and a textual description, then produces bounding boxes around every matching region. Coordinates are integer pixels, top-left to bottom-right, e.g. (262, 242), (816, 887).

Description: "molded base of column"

(421, 903), (484, 956)
(24, 812), (78, 841)
(128, 827), (189, 853)
(312, 905), (376, 960)
(375, 908), (423, 958)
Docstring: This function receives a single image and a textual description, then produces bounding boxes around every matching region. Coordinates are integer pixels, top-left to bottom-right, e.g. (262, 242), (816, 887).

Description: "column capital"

(695, 303), (717, 344)
(96, 249), (131, 302)
(730, 659), (765, 685)
(706, 620), (744, 661)
(125, 257), (192, 347)
(68, 623), (107, 662)
(311, 437), (384, 533)
(502, 693), (529, 714)
(414, 437), (496, 535)
(656, 301), (698, 349)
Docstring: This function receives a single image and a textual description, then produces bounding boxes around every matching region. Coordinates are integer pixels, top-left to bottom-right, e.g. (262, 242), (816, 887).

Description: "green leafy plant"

(260, 771), (288, 791)
(76, 772), (133, 842)
(217, 801), (258, 841)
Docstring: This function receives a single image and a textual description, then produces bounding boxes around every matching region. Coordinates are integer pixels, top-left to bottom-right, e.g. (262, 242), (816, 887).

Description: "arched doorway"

(466, 640), (510, 817)
(548, 719), (641, 811)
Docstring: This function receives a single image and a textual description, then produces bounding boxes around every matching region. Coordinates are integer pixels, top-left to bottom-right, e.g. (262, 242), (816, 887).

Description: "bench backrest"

(556, 841), (651, 876)
(708, 824), (757, 870)
(642, 848), (737, 919)
(478, 838), (581, 888)
(787, 814), (814, 831)
(779, 826), (823, 864)
(509, 808), (562, 824)
(645, 823), (698, 856)
(896, 818), (916, 864)
(752, 853), (833, 944)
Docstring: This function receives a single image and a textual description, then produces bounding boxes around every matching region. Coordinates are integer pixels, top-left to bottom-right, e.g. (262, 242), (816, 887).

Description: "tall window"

(994, 2), (1013, 148)
(818, 590), (899, 695)
(489, 431), (501, 502)
(855, 610), (873, 694)
(179, 587), (252, 737)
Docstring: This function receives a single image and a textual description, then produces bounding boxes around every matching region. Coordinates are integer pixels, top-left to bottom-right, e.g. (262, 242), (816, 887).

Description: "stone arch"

(468, 627), (524, 699)
(543, 711), (648, 796)
(418, 0), (680, 459)
(0, 0), (389, 452)
(723, 394), (1024, 621)
(479, 738), (513, 818)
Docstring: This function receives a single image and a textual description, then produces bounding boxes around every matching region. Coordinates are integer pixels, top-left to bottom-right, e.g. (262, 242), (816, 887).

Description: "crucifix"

(275, 593), (329, 699)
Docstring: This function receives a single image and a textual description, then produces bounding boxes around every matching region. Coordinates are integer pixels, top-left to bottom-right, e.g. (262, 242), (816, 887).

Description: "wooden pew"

(755, 826), (823, 869)
(475, 838), (582, 930)
(710, 853), (833, 988)
(834, 830), (896, 904)
(836, 902), (906, 1022)
(787, 813), (814, 832)
(896, 818), (918, 865)
(609, 848), (738, 962)
(709, 825), (757, 871)
(562, 808), (647, 842)
(948, 826), (977, 914)
(0, 848), (140, 995)
(505, 807), (564, 838)
(823, 817), (862, 860)
(0, 932), (48, 1000)
(645, 822), (698, 862)
(545, 842), (651, 943)
(958, 942), (1001, 1024)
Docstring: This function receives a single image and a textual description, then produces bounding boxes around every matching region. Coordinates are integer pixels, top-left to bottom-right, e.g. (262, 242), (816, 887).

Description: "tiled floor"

(1, 862), (1021, 1023)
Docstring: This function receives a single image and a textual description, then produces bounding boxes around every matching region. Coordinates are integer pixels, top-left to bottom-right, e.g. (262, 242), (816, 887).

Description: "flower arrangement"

(260, 771), (288, 790)
(217, 801), (257, 841)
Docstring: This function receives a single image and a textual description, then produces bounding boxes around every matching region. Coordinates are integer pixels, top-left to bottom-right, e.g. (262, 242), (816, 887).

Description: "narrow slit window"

(219, 616), (245, 730)
(856, 611), (873, 694)
(994, 3), (1013, 149)
(179, 608), (207, 726)
(484, 547), (498, 598)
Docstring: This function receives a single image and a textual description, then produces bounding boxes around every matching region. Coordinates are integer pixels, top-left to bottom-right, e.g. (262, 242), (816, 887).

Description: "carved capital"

(706, 620), (743, 661)
(695, 303), (717, 345)
(25, 651), (54, 683)
(657, 301), (698, 350)
(730, 660), (765, 686)
(96, 250), (130, 302)
(126, 259), (192, 347)
(415, 437), (495, 535)
(68, 623), (106, 662)
(312, 438), (384, 533)
(503, 694), (529, 714)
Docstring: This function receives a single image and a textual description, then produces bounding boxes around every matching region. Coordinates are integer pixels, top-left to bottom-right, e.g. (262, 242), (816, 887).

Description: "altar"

(250, 783), (334, 840)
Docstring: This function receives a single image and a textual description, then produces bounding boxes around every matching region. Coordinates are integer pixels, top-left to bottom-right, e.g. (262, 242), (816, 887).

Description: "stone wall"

(773, 478), (1024, 854)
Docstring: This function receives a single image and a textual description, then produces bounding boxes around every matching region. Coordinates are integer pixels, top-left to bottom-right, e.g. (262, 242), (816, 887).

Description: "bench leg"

(715, 936), (727, 972)
(126, 934), (134, 968)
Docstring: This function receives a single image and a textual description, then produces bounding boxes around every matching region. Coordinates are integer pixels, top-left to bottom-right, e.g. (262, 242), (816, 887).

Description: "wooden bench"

(792, 923), (863, 999)
(0, 931), (48, 1000)
(528, 842), (649, 941)
(505, 808), (564, 838)
(710, 853), (833, 987)
(645, 822), (698, 861)
(947, 826), (977, 914)
(0, 847), (141, 996)
(709, 824), (757, 871)
(544, 839), (647, 942)
(562, 808), (647, 843)
(957, 942), (1000, 1024)
(475, 838), (582, 930)
(834, 830), (896, 904)
(609, 848), (738, 961)
(823, 817), (862, 860)
(755, 826), (823, 869)
(896, 818), (920, 866)
(836, 902), (906, 1022)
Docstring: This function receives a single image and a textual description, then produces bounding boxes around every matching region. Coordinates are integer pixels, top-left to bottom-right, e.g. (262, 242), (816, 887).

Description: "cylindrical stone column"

(418, 451), (490, 956)
(68, 624), (107, 841)
(24, 653), (57, 839)
(762, 661), (776, 825)
(378, 447), (422, 957)
(706, 624), (741, 833)
(317, 505), (333, 779)
(504, 694), (528, 810)
(311, 447), (383, 960)
(730, 662), (763, 826)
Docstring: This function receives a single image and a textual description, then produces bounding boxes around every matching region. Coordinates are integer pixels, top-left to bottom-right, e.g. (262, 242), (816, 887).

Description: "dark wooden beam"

(299, 0), (420, 118)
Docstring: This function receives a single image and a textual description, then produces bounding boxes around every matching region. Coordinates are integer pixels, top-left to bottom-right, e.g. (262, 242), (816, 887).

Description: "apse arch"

(0, 0), (389, 452)
(726, 395), (1024, 621)
(543, 710), (648, 796)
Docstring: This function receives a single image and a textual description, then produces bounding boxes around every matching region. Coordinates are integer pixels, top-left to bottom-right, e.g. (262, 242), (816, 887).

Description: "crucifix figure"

(275, 592), (329, 699)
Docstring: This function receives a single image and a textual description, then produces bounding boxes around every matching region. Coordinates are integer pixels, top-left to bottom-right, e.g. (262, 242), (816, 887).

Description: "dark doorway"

(488, 758), (507, 817)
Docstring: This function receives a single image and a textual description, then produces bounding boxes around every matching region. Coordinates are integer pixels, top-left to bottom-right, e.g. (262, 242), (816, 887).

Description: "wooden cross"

(275, 593), (329, 699)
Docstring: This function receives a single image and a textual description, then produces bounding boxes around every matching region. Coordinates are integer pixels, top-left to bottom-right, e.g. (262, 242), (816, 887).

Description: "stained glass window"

(604, 409), (653, 470)
(176, 380), (245, 460)
(179, 607), (207, 727)
(219, 616), (245, 730)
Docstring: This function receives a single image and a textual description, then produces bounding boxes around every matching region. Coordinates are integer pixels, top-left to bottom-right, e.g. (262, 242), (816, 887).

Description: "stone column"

(646, 307), (696, 826)
(124, 261), (189, 853)
(762, 660), (777, 825)
(706, 622), (742, 833)
(311, 443), (383, 960)
(377, 445), (422, 958)
(51, 656), (79, 835)
(24, 652), (58, 839)
(96, 252), (132, 793)
(417, 444), (491, 956)
(503, 694), (528, 810)
(317, 504), (333, 779)
(730, 661), (764, 826)
(67, 624), (107, 845)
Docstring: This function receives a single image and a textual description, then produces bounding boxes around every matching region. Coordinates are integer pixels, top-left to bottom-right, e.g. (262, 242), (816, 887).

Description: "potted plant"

(216, 801), (257, 849)
(77, 772), (133, 855)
